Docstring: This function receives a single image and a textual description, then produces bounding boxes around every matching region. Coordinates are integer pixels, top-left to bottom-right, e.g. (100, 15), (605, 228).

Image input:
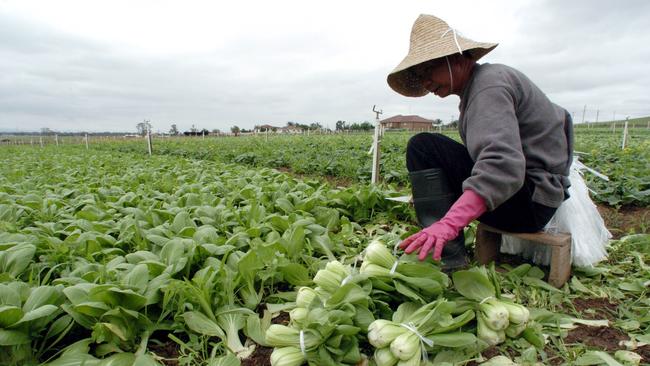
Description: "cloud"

(0, 1), (649, 132)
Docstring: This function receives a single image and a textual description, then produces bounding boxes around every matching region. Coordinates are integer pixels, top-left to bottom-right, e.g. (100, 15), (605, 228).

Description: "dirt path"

(597, 205), (649, 238)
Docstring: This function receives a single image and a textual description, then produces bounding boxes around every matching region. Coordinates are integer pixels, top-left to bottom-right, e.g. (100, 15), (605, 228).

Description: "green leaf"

(427, 332), (476, 348)
(245, 311), (271, 347)
(280, 263), (311, 286)
(0, 305), (23, 327)
(98, 352), (137, 366)
(570, 277), (594, 294)
(63, 284), (94, 306)
(0, 329), (30, 345)
(327, 283), (369, 307)
(0, 284), (21, 306)
(42, 339), (100, 366)
(170, 211), (196, 233)
(14, 304), (58, 325)
(99, 322), (129, 342)
(207, 353), (241, 366)
(23, 286), (64, 312)
(275, 198), (294, 214)
(44, 314), (74, 341)
(284, 225), (305, 258)
(74, 301), (110, 317)
(452, 268), (496, 302)
(0, 243), (36, 277)
(522, 277), (563, 293)
(575, 350), (623, 366)
(88, 286), (147, 310)
(618, 281), (645, 293)
(393, 280), (425, 303)
(122, 263), (149, 291)
(133, 353), (163, 366)
(635, 333), (650, 343)
(182, 311), (225, 338)
(526, 266), (546, 279)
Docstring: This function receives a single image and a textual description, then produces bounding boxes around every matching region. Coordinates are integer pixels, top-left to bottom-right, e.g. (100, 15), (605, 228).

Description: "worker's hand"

(399, 221), (459, 261)
(399, 190), (488, 261)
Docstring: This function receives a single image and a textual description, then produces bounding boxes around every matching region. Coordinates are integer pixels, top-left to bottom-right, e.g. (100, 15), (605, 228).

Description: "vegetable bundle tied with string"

(368, 300), (476, 366)
(360, 240), (448, 304)
(265, 260), (373, 366)
(451, 267), (540, 348)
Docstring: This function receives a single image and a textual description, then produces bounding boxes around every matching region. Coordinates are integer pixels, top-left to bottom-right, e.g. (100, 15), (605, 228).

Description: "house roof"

(380, 115), (435, 124)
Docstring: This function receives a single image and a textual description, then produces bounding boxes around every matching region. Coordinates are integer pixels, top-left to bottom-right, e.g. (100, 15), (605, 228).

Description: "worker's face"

(407, 58), (453, 98)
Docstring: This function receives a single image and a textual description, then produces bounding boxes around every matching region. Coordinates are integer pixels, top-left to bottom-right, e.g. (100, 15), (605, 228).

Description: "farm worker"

(389, 15), (573, 269)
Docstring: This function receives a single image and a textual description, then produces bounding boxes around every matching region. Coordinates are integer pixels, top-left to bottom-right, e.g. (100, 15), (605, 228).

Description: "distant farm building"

(380, 115), (438, 131)
(254, 124), (277, 133)
(279, 126), (303, 134)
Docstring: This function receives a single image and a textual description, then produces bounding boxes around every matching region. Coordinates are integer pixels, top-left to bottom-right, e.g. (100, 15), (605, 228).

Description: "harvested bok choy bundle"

(368, 299), (477, 365)
(452, 267), (540, 348)
(265, 261), (371, 365)
(360, 240), (448, 304)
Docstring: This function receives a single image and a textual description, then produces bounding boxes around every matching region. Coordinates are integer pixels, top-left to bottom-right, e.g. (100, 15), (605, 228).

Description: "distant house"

(279, 126), (303, 134)
(380, 115), (437, 131)
(254, 124), (277, 133)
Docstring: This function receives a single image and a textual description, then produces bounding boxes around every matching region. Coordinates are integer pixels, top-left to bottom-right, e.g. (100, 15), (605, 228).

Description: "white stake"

(621, 118), (629, 150)
(85, 133), (89, 150)
(371, 105), (383, 184)
(147, 129), (153, 156)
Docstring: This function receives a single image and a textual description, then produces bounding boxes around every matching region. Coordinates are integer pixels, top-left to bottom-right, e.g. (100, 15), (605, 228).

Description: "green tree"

(136, 120), (151, 136)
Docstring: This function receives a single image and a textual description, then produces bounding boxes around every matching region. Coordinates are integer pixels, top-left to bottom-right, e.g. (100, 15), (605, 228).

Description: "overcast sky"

(1, 0), (648, 133)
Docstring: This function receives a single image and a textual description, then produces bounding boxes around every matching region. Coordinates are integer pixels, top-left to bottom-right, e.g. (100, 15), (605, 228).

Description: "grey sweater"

(458, 63), (573, 211)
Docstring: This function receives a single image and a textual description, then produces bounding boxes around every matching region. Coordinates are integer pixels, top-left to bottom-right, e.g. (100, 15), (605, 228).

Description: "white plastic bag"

(500, 159), (611, 266)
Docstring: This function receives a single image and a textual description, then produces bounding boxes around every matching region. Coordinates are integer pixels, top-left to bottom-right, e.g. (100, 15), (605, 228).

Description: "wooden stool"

(475, 223), (572, 288)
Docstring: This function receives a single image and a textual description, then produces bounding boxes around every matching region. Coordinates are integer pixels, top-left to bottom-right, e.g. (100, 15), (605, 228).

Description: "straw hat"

(387, 14), (498, 97)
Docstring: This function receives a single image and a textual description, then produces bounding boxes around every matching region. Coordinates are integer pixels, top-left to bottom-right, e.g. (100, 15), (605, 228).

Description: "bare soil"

(571, 297), (619, 320)
(148, 339), (180, 366)
(241, 346), (272, 366)
(564, 325), (628, 351)
(597, 205), (649, 239)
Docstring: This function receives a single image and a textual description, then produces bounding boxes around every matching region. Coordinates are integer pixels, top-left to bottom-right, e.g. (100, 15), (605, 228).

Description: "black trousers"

(406, 133), (556, 233)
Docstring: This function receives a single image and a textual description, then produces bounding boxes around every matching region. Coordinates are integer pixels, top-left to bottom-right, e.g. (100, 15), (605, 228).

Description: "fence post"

(55, 134), (59, 146)
(147, 129), (153, 156)
(621, 117), (629, 150)
(371, 105), (383, 184)
(85, 133), (89, 150)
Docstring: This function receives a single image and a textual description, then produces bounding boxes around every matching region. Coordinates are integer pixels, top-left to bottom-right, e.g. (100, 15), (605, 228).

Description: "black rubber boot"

(409, 168), (468, 270)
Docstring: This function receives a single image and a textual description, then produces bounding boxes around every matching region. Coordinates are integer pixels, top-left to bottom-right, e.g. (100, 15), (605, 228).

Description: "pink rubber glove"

(399, 189), (487, 261)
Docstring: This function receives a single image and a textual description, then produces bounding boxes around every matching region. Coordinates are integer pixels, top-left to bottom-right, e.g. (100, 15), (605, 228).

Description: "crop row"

(86, 130), (650, 207)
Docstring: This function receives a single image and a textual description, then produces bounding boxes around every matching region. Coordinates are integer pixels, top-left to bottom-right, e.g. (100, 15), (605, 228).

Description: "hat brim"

(388, 44), (498, 97)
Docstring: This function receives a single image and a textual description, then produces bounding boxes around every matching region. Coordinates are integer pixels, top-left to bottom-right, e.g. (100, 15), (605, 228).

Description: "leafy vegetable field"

(0, 146), (649, 365)
(92, 127), (650, 207)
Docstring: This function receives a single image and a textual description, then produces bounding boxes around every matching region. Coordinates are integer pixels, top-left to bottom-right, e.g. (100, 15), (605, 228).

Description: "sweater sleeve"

(461, 86), (526, 211)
